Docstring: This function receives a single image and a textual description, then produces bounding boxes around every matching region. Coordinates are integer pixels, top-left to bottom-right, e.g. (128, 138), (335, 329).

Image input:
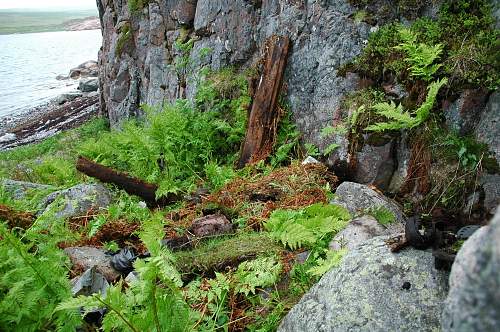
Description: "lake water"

(0, 29), (102, 117)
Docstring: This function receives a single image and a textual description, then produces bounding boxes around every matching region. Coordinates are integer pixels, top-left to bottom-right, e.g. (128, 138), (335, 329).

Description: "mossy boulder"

(279, 236), (449, 332)
(39, 183), (112, 219)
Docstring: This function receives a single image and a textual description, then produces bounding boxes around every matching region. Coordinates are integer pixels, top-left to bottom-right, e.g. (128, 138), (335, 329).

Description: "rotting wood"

(0, 204), (35, 229)
(76, 156), (180, 207)
(238, 35), (290, 168)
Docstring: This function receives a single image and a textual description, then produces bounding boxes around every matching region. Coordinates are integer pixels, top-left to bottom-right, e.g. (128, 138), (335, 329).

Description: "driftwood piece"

(238, 35), (290, 168)
(76, 156), (179, 207)
(0, 204), (35, 229)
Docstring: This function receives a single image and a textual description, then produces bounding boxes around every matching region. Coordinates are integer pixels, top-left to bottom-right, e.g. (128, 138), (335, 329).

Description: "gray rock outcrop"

(39, 183), (112, 219)
(69, 60), (99, 79)
(331, 181), (405, 223)
(279, 236), (449, 332)
(442, 206), (500, 332)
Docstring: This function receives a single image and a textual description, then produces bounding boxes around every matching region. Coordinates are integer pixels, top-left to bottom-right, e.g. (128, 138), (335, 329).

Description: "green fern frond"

(264, 204), (351, 250)
(367, 78), (447, 132)
(415, 77), (448, 121)
(307, 249), (347, 277)
(394, 27), (443, 81)
(234, 256), (282, 296)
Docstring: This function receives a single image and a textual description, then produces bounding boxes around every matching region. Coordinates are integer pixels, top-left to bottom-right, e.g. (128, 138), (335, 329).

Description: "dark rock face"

(444, 89), (489, 136)
(96, 0), (370, 170)
(475, 90), (500, 165)
(352, 137), (395, 190)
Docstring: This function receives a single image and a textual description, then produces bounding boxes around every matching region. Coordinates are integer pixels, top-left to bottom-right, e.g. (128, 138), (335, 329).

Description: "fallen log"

(238, 35), (290, 168)
(76, 156), (180, 207)
(0, 204), (35, 229)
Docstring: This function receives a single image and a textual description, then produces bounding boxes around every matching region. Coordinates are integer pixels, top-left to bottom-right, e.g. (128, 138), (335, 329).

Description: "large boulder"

(442, 206), (500, 331)
(279, 236), (449, 332)
(78, 77), (99, 93)
(331, 182), (405, 224)
(39, 183), (112, 219)
(69, 60), (99, 79)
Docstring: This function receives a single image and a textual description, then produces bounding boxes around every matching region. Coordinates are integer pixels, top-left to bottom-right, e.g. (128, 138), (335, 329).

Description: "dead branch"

(76, 156), (180, 207)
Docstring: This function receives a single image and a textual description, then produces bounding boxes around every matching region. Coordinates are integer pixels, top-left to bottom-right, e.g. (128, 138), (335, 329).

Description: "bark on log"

(76, 156), (179, 207)
(0, 204), (35, 229)
(238, 35), (290, 168)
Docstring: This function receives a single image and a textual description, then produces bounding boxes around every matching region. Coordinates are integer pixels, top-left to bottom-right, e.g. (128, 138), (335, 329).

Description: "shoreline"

(0, 92), (100, 150)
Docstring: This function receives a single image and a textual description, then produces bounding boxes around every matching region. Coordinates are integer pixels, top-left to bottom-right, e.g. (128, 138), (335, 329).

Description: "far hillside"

(0, 9), (98, 35)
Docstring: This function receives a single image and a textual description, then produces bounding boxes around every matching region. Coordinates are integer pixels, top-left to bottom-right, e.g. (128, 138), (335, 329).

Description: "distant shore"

(0, 9), (100, 35)
(63, 16), (100, 32)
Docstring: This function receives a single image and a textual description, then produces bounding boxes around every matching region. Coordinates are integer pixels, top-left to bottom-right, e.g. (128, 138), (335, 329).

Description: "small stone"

(65, 246), (121, 282)
(0, 133), (16, 143)
(189, 214), (234, 238)
(71, 267), (109, 297)
(295, 251), (310, 264)
(301, 156), (320, 165)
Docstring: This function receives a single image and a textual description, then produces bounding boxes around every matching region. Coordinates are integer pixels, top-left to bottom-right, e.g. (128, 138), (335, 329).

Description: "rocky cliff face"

(97, 0), (372, 165)
(96, 0), (499, 208)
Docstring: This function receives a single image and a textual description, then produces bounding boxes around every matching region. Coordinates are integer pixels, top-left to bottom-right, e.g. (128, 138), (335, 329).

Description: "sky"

(0, 0), (96, 10)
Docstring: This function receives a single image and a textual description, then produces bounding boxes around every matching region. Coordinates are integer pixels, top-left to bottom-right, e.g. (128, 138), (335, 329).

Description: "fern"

(366, 78), (448, 132)
(80, 71), (249, 198)
(0, 224), (81, 332)
(415, 77), (448, 122)
(366, 206), (396, 226)
(234, 256), (282, 296)
(307, 249), (347, 277)
(395, 27), (443, 82)
(264, 203), (351, 250)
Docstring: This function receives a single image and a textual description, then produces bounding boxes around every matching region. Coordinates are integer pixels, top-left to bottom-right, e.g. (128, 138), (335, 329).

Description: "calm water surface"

(0, 29), (102, 117)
